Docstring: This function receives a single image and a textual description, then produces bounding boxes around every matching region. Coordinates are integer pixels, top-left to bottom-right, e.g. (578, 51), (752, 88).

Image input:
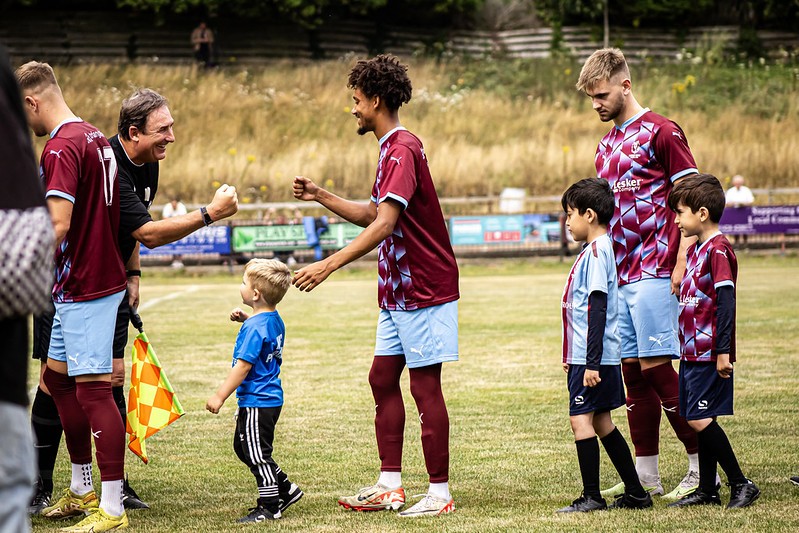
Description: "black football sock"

(601, 427), (647, 498)
(576, 437), (601, 500)
(112, 385), (127, 426)
(699, 421), (746, 485)
(31, 387), (62, 493)
(696, 433), (719, 493)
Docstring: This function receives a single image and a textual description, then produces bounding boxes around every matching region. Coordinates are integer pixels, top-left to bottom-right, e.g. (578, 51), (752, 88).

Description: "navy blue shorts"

(567, 364), (625, 416)
(679, 361), (734, 420)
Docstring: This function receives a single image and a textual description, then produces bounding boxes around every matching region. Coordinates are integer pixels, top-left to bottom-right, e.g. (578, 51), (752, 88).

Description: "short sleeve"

(233, 322), (264, 365)
(43, 139), (80, 203)
(118, 169), (153, 237)
(375, 144), (416, 209)
(585, 240), (610, 294)
(710, 246), (734, 290)
(653, 121), (698, 182)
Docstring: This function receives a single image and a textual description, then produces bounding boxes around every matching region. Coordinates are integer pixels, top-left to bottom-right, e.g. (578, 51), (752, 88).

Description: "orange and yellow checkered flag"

(126, 330), (185, 464)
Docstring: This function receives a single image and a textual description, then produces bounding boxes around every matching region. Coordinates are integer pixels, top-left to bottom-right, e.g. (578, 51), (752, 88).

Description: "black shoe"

(609, 491), (653, 509)
(122, 477), (150, 510)
(28, 481), (51, 516)
(790, 476), (799, 487)
(278, 483), (304, 513)
(556, 494), (607, 513)
(667, 489), (722, 508)
(237, 506), (281, 522)
(727, 479), (760, 509)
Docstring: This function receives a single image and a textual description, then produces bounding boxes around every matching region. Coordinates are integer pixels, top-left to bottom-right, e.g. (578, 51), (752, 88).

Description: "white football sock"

(377, 471), (402, 489)
(688, 453), (699, 473)
(70, 463), (93, 496)
(635, 455), (660, 482)
(428, 482), (451, 500)
(100, 479), (124, 517)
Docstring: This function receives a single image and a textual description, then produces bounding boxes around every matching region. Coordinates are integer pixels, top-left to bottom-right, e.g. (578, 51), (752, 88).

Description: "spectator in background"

(725, 175), (754, 208)
(725, 175), (755, 249)
(0, 45), (55, 533)
(162, 198), (188, 268)
(191, 22), (214, 67)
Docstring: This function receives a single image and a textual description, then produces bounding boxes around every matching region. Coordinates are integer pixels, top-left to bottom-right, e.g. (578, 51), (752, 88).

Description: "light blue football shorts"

(618, 278), (679, 359)
(48, 289), (126, 377)
(374, 300), (459, 369)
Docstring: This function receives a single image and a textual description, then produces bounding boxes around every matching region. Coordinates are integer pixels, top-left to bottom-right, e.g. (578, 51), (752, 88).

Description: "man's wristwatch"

(200, 206), (214, 226)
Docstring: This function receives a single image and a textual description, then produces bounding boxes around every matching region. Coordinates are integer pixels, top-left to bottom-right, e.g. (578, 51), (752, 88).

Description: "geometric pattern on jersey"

(678, 233), (737, 363)
(42, 120), (126, 302)
(595, 109), (697, 285)
(0, 206), (54, 319)
(126, 329), (184, 464)
(561, 234), (620, 366)
(372, 128), (459, 311)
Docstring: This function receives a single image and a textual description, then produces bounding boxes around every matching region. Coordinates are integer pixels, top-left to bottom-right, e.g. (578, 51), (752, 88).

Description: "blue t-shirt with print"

(233, 311), (284, 408)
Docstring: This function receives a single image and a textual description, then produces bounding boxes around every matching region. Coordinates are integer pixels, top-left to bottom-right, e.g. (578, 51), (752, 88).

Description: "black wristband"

(200, 206), (214, 226)
(126, 269), (142, 278)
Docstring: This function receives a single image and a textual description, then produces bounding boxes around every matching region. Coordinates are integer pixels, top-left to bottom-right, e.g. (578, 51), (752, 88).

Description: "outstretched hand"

(293, 176), (320, 202)
(292, 260), (332, 292)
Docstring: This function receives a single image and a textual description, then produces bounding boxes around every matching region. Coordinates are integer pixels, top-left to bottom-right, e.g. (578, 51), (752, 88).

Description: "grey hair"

(118, 88), (168, 139)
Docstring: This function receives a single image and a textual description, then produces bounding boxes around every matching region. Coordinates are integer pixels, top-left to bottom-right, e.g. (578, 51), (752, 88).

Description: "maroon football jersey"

(41, 119), (126, 302)
(370, 128), (459, 310)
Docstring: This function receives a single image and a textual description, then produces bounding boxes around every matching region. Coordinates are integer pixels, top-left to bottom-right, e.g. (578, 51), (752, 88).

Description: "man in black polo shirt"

(29, 88), (238, 513)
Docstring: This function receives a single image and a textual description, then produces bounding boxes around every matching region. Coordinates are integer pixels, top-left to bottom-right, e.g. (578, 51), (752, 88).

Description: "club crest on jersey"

(629, 140), (641, 159)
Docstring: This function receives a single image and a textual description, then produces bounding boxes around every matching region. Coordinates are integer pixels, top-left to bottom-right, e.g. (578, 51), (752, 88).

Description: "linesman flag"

(126, 313), (185, 464)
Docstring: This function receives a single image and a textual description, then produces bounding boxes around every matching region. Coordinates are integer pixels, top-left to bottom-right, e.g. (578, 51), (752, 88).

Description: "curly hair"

(347, 54), (412, 111)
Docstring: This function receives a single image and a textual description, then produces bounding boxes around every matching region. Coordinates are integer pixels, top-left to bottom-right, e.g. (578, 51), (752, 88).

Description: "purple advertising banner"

(720, 205), (799, 235)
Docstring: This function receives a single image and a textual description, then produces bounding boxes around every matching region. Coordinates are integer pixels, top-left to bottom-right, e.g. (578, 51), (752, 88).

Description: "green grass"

(30, 255), (799, 531)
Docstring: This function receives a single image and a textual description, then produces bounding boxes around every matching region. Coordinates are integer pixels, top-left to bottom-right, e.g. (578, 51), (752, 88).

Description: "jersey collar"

(616, 107), (650, 132)
(378, 126), (406, 149)
(49, 117), (83, 138)
(696, 230), (723, 253)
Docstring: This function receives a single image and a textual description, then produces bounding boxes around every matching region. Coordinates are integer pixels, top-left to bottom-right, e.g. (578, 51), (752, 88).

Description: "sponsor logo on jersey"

(611, 178), (642, 193)
(574, 395), (584, 405)
(679, 295), (701, 307)
(84, 130), (105, 144)
(561, 301), (574, 310)
(698, 399), (708, 410)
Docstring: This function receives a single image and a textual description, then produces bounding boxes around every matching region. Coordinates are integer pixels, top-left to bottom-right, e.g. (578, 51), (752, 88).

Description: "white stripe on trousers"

(243, 408), (277, 496)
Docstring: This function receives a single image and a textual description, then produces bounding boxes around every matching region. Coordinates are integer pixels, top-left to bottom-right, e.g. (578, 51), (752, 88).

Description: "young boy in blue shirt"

(666, 174), (760, 509)
(558, 178), (652, 512)
(207, 258), (303, 521)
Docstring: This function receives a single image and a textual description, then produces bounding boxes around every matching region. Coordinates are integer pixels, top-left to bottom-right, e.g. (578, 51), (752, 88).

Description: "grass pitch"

(30, 255), (799, 532)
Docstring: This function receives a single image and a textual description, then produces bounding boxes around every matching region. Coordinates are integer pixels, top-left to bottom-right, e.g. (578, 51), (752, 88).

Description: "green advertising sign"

(231, 223), (363, 252)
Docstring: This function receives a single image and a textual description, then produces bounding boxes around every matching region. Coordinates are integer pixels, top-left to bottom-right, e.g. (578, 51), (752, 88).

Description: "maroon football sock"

(369, 356), (406, 474)
(622, 362), (661, 457)
(75, 381), (125, 481)
(42, 367), (92, 465)
(408, 364), (449, 483)
(642, 363), (699, 454)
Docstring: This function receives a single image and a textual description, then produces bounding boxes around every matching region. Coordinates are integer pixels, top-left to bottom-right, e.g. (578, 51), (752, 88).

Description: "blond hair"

(576, 48), (630, 93)
(244, 259), (292, 307)
(15, 61), (60, 94)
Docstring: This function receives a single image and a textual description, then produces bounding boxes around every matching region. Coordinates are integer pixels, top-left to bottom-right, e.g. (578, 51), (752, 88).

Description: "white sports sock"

(688, 453), (699, 473)
(100, 479), (124, 517)
(377, 471), (402, 489)
(428, 482), (451, 500)
(70, 463), (93, 496)
(635, 455), (660, 481)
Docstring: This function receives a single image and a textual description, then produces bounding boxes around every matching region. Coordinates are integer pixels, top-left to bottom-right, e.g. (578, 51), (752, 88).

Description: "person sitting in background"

(162, 198), (188, 268)
(725, 175), (755, 249)
(724, 175), (754, 208)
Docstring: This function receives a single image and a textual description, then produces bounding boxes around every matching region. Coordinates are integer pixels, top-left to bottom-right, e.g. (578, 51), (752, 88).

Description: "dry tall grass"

(34, 59), (799, 208)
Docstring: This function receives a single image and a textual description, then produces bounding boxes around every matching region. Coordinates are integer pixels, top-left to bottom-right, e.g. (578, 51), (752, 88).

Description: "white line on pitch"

(138, 285), (201, 312)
